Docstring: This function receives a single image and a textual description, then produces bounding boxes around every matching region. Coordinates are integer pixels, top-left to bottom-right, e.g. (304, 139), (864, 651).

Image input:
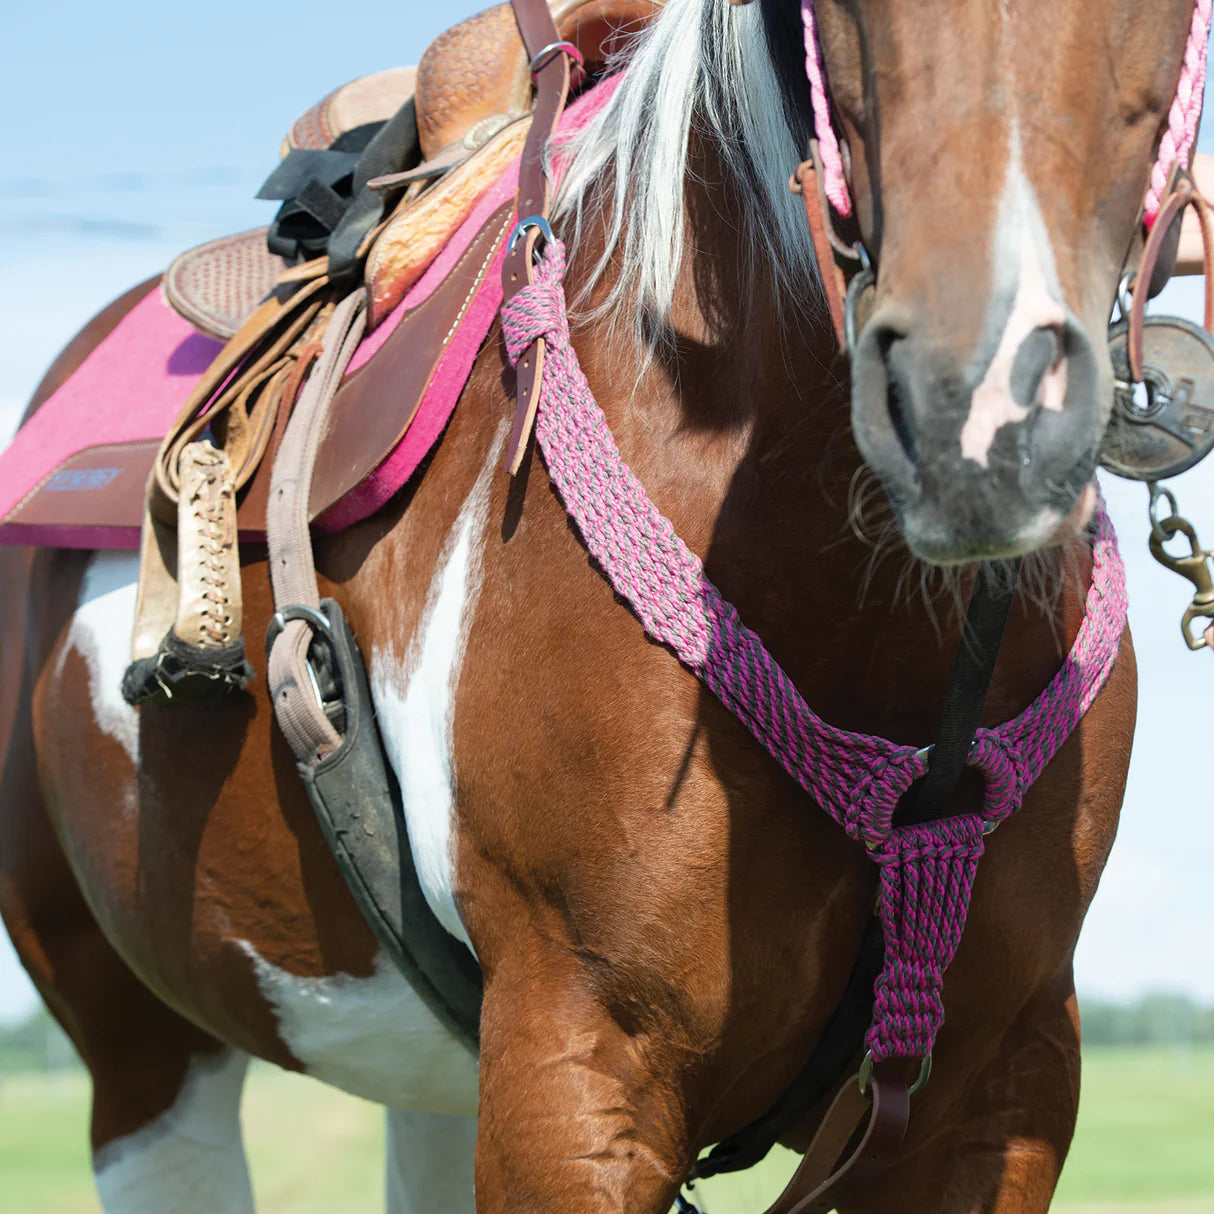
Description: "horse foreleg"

(385, 1108), (478, 1213)
(842, 973), (1081, 1214)
(474, 957), (690, 1214)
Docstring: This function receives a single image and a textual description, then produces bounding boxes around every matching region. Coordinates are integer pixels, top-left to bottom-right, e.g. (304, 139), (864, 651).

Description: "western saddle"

(126, 0), (659, 705)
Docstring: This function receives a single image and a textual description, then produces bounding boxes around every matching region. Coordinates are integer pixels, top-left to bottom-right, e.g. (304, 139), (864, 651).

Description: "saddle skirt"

(0, 72), (621, 548)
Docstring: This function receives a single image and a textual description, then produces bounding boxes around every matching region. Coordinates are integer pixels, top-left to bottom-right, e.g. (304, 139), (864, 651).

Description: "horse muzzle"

(849, 303), (1106, 564)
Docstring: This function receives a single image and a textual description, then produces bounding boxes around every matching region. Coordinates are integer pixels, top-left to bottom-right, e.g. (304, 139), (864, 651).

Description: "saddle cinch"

(14, 0), (653, 703)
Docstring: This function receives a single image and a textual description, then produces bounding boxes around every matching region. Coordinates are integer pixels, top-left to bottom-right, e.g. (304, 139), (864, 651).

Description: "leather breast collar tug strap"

(501, 0), (583, 475)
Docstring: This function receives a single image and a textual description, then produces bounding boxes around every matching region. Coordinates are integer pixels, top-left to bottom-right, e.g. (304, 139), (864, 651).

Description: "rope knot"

(500, 240), (571, 365)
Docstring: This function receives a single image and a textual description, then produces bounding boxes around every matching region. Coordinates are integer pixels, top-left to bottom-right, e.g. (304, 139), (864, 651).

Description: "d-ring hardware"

(858, 1051), (932, 1098)
(1148, 481), (1180, 544)
(508, 215), (555, 260)
(530, 41), (585, 75)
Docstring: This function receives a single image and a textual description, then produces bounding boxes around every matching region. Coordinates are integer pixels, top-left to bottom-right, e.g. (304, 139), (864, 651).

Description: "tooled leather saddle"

(109, 0), (657, 703)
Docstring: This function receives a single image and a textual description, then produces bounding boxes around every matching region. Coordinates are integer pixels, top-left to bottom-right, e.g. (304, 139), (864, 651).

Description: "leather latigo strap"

(266, 289), (367, 763)
(502, 0), (578, 474)
(762, 1066), (910, 1214)
(1129, 164), (1214, 382)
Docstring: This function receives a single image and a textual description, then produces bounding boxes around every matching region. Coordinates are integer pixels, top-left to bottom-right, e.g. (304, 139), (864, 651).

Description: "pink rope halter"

(801, 0), (1212, 228)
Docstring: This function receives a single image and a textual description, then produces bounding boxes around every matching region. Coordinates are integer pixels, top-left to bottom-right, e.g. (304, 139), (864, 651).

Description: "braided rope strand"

(800, 0), (852, 218)
(1146, 0), (1213, 225)
(500, 240), (1127, 1067)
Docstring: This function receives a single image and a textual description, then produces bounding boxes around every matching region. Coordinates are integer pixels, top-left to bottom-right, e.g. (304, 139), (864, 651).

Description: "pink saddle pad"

(0, 77), (617, 549)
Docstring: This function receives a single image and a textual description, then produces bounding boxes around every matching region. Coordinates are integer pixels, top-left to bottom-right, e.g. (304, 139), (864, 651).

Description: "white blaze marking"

(93, 1051), (253, 1214)
(385, 1107), (478, 1213)
(62, 551), (140, 763)
(239, 944), (479, 1112)
(370, 422), (505, 951)
(961, 130), (1068, 468)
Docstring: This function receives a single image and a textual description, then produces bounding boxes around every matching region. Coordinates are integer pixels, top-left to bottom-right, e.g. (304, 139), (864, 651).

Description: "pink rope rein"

(801, 0), (1211, 228)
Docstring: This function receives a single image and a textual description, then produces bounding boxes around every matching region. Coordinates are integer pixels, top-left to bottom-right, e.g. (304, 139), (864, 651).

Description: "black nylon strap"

(691, 916), (884, 1181)
(327, 98), (423, 287)
(259, 101), (422, 272)
(898, 560), (1021, 827)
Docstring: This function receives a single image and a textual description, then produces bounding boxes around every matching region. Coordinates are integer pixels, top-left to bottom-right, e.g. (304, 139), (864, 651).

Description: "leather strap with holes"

(1129, 164), (1214, 382)
(502, 0), (580, 474)
(758, 1065), (910, 1214)
(791, 144), (860, 351)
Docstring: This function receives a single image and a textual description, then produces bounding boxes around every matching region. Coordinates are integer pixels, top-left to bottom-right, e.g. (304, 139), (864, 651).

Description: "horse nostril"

(878, 327), (919, 465)
(1011, 325), (1067, 412)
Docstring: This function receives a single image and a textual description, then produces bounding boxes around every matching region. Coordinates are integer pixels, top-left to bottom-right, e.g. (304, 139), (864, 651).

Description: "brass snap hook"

(1148, 512), (1214, 649)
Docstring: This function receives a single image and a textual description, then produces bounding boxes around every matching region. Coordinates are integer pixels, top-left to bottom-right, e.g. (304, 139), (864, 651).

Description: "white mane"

(553, 0), (819, 341)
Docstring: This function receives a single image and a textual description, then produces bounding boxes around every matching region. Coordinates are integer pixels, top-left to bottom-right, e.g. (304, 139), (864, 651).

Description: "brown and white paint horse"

(0, 0), (1199, 1209)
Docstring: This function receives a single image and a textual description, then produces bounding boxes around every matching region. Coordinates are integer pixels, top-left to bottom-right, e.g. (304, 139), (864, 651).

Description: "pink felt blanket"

(0, 76), (618, 549)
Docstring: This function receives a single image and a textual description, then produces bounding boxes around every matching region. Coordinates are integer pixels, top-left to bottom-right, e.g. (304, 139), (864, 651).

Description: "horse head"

(789, 0), (1203, 562)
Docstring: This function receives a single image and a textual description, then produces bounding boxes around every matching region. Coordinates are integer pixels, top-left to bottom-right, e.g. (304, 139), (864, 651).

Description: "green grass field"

(2, 1047), (1211, 1212)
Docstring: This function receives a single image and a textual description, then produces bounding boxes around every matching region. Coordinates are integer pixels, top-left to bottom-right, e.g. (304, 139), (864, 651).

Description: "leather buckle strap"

(791, 144), (863, 351)
(502, 0), (577, 475)
(762, 1065), (911, 1214)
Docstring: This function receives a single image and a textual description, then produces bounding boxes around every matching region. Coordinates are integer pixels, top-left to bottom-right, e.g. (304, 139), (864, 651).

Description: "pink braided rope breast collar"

(500, 242), (1127, 1065)
(802, 0), (1212, 227)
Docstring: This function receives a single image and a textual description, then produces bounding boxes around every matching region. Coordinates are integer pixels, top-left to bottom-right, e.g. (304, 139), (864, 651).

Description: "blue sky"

(2, 1), (1214, 1026)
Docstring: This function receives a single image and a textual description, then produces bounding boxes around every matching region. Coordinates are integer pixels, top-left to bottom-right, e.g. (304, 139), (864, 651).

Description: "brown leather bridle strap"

(1129, 165), (1214, 381)
(791, 145), (861, 351)
(502, 0), (579, 474)
(760, 1066), (910, 1214)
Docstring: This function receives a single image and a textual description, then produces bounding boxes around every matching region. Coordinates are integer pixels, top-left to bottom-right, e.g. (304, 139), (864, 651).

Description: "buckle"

(508, 215), (555, 260)
(530, 40), (585, 76)
(265, 603), (335, 712)
(265, 603), (333, 646)
(858, 1051), (932, 1098)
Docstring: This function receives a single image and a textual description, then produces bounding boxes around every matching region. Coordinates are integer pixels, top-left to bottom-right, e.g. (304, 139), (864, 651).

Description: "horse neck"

(566, 138), (1083, 739)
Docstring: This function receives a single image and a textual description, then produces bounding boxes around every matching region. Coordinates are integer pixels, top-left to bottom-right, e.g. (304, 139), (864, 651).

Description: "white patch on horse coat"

(370, 423), (505, 952)
(238, 943), (479, 1114)
(93, 1050), (254, 1214)
(961, 129), (1068, 468)
(62, 551), (140, 763)
(385, 1108), (478, 1213)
